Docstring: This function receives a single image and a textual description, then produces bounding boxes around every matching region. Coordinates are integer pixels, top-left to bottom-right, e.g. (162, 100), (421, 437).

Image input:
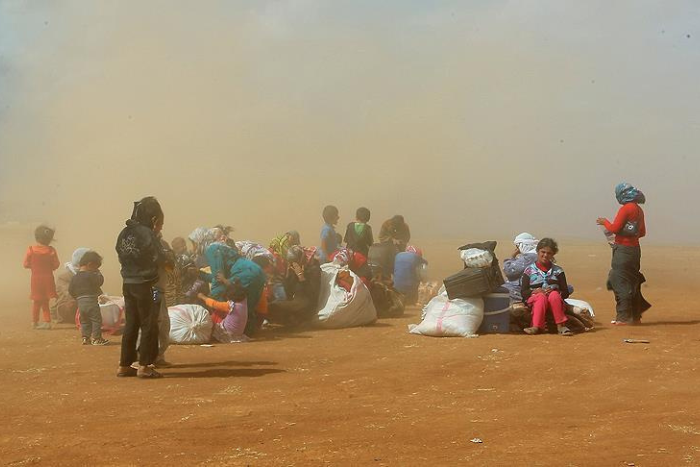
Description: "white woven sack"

(316, 263), (377, 329)
(564, 298), (596, 317)
(168, 304), (214, 344)
(409, 294), (484, 337)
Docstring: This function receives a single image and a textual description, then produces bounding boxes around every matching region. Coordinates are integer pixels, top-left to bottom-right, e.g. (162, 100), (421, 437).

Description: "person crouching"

(69, 251), (109, 346)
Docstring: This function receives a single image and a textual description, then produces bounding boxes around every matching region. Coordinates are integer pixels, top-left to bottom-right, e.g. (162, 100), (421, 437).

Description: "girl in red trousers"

(23, 225), (60, 329)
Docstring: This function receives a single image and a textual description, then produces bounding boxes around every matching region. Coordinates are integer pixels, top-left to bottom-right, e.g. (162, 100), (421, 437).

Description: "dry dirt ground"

(2, 231), (700, 466)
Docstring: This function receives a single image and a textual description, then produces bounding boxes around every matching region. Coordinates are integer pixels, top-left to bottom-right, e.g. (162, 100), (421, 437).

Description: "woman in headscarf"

(502, 233), (539, 302)
(51, 247), (90, 323)
(267, 245), (322, 327)
(188, 227), (212, 268)
(379, 215), (411, 254)
(268, 231), (301, 302)
(597, 183), (651, 325)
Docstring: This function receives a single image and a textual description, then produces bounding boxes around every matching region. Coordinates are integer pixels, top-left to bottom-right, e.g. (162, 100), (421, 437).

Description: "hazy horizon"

(2, 1), (699, 247)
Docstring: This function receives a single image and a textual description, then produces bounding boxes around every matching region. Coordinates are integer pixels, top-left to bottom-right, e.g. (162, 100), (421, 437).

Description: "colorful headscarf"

(331, 247), (352, 266)
(189, 227), (218, 257)
(405, 245), (423, 257)
(513, 233), (539, 255)
(66, 247), (90, 274)
(615, 183), (646, 205)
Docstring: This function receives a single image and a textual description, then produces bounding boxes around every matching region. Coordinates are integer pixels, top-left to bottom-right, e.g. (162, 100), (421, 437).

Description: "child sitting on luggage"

(198, 279), (249, 343)
(69, 251), (109, 345)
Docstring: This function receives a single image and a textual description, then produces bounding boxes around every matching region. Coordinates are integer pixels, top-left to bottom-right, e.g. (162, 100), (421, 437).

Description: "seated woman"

(520, 238), (573, 336)
(503, 233), (539, 302)
(267, 246), (322, 327)
(197, 280), (249, 343)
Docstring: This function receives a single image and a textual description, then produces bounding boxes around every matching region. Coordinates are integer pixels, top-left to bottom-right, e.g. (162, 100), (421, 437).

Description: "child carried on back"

(69, 251), (109, 346)
(198, 279), (249, 343)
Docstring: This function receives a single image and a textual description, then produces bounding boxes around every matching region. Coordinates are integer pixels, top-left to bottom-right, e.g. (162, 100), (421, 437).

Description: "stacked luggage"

(443, 241), (505, 300)
(442, 241), (510, 335)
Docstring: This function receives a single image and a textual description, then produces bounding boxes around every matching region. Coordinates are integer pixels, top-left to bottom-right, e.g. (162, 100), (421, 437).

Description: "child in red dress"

(23, 225), (60, 329)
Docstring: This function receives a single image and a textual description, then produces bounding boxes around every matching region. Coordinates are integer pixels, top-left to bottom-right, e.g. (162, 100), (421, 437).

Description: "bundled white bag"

(460, 248), (493, 268)
(564, 298), (596, 317)
(409, 294), (484, 337)
(316, 263), (377, 329)
(168, 304), (213, 344)
(100, 296), (124, 332)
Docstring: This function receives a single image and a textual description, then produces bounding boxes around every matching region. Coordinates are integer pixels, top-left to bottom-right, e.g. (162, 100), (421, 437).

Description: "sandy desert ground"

(1, 225), (699, 466)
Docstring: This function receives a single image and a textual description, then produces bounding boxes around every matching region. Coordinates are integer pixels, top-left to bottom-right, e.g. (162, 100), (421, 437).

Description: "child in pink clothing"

(198, 280), (249, 343)
(23, 225), (60, 329)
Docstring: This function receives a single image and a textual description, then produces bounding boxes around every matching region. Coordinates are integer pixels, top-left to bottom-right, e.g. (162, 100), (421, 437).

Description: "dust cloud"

(1, 1), (699, 301)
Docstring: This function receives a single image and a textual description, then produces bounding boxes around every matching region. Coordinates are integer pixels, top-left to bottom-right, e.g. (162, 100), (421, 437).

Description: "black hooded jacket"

(115, 219), (163, 285)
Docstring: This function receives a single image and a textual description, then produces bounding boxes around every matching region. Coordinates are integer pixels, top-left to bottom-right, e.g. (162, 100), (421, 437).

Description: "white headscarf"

(514, 232), (539, 255)
(66, 247), (90, 275)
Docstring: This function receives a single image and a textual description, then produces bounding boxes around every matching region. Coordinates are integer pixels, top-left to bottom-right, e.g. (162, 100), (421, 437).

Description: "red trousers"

(32, 300), (51, 323)
(527, 291), (567, 329)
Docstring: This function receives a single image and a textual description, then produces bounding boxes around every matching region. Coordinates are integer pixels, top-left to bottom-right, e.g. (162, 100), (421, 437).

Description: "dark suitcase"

(443, 263), (505, 299)
(478, 287), (511, 334)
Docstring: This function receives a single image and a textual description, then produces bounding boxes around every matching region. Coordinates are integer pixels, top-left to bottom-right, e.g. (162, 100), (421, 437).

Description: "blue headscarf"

(615, 183), (646, 205)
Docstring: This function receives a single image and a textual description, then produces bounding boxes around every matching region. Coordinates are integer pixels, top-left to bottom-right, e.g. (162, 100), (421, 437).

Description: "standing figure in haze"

(379, 215), (411, 254)
(115, 197), (166, 378)
(596, 183), (651, 325)
(502, 233), (539, 302)
(344, 207), (374, 257)
(69, 250), (108, 346)
(23, 225), (60, 330)
(520, 238), (573, 336)
(320, 205), (340, 263)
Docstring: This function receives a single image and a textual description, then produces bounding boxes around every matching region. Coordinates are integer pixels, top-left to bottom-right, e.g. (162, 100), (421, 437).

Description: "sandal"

(558, 325), (573, 336)
(117, 366), (137, 377)
(523, 326), (541, 335)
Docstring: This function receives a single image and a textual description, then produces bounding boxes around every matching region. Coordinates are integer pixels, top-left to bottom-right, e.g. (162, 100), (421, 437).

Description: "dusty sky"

(1, 0), (699, 249)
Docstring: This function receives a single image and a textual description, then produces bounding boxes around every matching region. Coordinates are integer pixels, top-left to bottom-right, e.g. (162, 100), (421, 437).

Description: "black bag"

(618, 206), (641, 237)
(618, 220), (639, 237)
(443, 263), (505, 299)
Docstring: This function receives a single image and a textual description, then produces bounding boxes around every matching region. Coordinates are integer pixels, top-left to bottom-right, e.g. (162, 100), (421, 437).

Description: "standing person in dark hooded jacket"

(597, 183), (651, 325)
(115, 196), (166, 378)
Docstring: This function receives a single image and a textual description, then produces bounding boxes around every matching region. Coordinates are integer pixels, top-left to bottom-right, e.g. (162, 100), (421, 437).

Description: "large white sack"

(100, 297), (124, 331)
(168, 304), (213, 344)
(315, 263), (377, 329)
(409, 294), (484, 337)
(564, 298), (596, 317)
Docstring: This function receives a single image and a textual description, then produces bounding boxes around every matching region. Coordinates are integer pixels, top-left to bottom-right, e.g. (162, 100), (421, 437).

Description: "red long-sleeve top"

(603, 202), (646, 247)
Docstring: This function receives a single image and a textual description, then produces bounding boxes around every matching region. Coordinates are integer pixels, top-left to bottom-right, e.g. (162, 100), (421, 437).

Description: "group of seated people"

(151, 209), (427, 341)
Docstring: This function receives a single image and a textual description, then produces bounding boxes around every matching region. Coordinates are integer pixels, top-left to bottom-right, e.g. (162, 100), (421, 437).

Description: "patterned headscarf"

(615, 183), (646, 205)
(405, 245), (423, 257)
(331, 247), (352, 266)
(188, 227), (217, 257)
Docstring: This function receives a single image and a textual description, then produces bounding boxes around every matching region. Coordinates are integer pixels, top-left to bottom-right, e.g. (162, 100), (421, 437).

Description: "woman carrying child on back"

(23, 225), (60, 330)
(520, 238), (573, 337)
(69, 250), (109, 346)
